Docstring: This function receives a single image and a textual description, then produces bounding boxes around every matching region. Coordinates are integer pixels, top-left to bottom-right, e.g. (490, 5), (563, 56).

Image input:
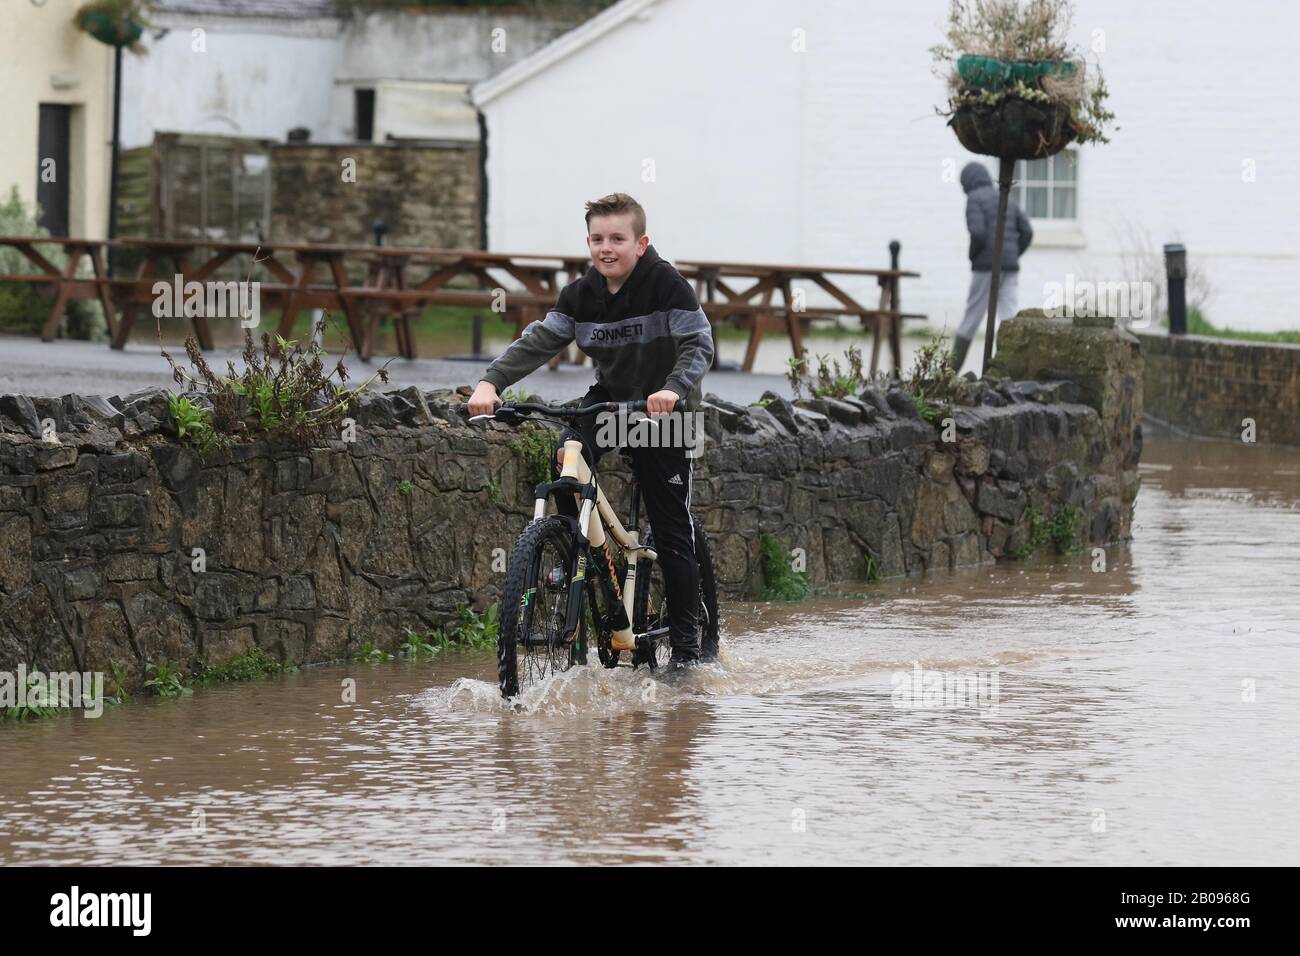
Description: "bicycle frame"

(531, 439), (660, 653)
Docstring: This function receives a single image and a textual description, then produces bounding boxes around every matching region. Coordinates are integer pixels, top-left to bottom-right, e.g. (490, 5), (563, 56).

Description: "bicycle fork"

(540, 440), (637, 652)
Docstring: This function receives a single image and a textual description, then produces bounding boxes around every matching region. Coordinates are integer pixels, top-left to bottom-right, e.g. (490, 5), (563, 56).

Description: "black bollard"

(472, 313), (483, 356)
(889, 239), (902, 374)
(372, 220), (387, 247)
(1164, 243), (1187, 335)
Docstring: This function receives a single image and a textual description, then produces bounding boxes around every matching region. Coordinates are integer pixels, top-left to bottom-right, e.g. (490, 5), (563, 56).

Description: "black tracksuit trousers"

(551, 384), (701, 660)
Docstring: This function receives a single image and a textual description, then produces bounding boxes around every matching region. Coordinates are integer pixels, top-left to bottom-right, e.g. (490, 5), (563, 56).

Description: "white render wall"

(1, 0), (115, 238)
(119, 14), (342, 149)
(120, 10), (576, 148)
(478, 0), (1300, 333)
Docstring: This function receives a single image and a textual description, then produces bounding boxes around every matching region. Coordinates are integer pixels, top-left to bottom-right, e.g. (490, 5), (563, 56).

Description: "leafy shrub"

(144, 660), (192, 698)
(0, 186), (106, 340)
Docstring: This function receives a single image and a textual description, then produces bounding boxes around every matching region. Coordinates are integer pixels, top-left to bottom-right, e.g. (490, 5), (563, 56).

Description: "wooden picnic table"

(0, 236), (923, 373)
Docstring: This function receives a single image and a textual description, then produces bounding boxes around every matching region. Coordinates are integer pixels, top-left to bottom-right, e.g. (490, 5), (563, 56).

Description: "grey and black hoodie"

(480, 245), (715, 410)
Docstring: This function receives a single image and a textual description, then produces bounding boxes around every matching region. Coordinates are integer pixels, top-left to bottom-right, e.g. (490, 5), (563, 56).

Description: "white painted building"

(120, 0), (583, 149)
(1, 0), (115, 238)
(119, 0), (341, 149)
(474, 0), (1300, 334)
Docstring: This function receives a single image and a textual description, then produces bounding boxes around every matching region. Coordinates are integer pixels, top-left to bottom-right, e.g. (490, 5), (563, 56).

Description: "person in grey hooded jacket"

(952, 161), (1033, 370)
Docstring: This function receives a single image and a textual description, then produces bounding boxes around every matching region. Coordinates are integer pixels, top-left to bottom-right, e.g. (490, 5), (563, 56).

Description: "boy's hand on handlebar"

(468, 381), (500, 417)
(646, 389), (681, 415)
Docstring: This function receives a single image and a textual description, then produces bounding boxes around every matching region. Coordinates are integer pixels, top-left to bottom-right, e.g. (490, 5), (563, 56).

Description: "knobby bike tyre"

(497, 516), (587, 698)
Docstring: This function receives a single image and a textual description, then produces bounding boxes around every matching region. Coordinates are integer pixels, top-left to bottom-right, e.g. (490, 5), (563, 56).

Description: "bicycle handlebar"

(458, 398), (685, 424)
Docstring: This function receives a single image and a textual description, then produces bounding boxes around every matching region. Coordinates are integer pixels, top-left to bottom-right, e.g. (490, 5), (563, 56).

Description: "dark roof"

(151, 0), (339, 17)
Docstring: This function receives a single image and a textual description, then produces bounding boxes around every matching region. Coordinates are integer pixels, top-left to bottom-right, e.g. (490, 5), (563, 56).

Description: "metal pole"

(1164, 243), (1187, 335)
(107, 43), (123, 273)
(981, 158), (1014, 375)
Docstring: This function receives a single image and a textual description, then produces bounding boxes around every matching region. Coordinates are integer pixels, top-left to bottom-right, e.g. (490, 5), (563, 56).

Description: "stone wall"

(0, 314), (1141, 679)
(270, 143), (481, 249)
(1136, 332), (1300, 447)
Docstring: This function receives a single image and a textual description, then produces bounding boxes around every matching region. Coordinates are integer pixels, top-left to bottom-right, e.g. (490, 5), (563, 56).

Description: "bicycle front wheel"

(497, 516), (587, 698)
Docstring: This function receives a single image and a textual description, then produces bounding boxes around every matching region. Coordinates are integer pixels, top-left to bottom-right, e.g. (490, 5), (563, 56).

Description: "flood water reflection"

(2, 437), (1297, 864)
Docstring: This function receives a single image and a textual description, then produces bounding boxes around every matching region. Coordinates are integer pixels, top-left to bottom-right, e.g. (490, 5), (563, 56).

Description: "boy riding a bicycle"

(467, 192), (715, 664)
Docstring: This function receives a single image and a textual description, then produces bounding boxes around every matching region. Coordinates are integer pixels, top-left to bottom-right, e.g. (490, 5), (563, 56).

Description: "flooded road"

(3, 437), (1298, 865)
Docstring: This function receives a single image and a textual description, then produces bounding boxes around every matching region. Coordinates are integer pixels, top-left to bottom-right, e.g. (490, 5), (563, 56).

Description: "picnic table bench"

(0, 236), (923, 373)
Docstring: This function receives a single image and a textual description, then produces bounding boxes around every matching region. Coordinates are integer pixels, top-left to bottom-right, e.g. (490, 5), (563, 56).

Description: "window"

(354, 89), (375, 142)
(1013, 149), (1077, 220)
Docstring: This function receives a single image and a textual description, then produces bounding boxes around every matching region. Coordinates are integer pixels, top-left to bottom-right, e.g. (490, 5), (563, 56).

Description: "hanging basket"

(77, 11), (145, 46)
(949, 95), (1076, 160)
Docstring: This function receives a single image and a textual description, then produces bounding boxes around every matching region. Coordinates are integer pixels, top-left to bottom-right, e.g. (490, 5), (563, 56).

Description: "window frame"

(1013, 149), (1079, 222)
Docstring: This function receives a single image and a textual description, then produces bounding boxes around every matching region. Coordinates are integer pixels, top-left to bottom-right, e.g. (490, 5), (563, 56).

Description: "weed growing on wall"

(905, 333), (962, 424)
(786, 344), (869, 400)
(193, 647), (295, 685)
(162, 319), (390, 450)
(758, 533), (809, 601)
(509, 424), (557, 487)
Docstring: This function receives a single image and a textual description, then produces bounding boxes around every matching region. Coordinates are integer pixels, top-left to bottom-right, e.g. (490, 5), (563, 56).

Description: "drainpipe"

(477, 108), (489, 251)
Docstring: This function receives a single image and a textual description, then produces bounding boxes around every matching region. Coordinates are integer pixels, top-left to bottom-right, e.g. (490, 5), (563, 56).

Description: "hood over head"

(960, 162), (993, 194)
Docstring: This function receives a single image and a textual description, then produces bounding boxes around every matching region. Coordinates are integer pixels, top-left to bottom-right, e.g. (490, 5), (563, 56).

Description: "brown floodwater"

(2, 436), (1298, 865)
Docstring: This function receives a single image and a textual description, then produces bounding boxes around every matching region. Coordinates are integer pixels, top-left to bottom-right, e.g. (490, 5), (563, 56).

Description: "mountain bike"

(462, 399), (720, 699)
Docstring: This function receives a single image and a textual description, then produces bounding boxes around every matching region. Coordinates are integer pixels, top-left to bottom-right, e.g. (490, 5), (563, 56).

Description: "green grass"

(1182, 307), (1300, 346)
(486, 477), (502, 503)
(194, 647), (295, 685)
(757, 533), (809, 601)
(863, 554), (882, 583)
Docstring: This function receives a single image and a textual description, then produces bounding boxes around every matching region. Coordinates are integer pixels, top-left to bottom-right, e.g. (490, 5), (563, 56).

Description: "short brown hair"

(584, 192), (646, 238)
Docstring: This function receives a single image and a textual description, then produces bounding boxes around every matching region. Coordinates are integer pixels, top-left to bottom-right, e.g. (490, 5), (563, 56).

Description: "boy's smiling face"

(587, 212), (649, 290)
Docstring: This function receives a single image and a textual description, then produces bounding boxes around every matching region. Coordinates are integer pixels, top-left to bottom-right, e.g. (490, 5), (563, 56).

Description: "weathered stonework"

(271, 143), (481, 249)
(1136, 331), (1300, 447)
(0, 313), (1141, 680)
